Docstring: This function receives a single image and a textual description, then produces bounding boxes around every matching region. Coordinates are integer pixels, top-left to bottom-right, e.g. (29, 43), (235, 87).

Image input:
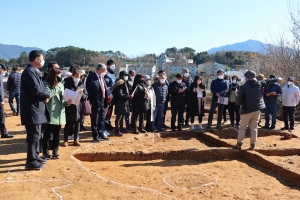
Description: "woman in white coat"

(144, 75), (156, 132)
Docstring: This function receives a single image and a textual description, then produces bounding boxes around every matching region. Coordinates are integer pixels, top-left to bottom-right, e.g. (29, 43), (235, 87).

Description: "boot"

(138, 126), (147, 133)
(62, 140), (68, 147)
(73, 139), (81, 146)
(133, 127), (140, 134)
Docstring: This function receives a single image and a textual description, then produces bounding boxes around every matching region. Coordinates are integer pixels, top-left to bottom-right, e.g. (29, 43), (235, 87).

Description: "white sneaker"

(68, 134), (74, 140)
(190, 125), (195, 131)
(104, 130), (110, 136)
(198, 125), (204, 131)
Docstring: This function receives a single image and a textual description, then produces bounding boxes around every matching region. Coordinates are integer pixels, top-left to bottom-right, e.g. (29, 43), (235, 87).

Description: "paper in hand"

(63, 89), (82, 105)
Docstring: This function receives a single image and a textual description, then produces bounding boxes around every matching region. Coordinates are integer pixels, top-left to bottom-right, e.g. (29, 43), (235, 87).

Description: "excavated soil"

(1, 100), (300, 200)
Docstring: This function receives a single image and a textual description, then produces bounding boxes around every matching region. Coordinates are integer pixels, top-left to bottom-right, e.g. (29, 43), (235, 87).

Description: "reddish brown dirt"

(1, 100), (300, 199)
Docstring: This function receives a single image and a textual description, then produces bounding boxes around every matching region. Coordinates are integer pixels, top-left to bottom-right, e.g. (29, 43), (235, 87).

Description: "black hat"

(269, 74), (276, 79)
(119, 71), (129, 77)
(176, 73), (183, 78)
(288, 77), (295, 81)
(244, 70), (256, 80)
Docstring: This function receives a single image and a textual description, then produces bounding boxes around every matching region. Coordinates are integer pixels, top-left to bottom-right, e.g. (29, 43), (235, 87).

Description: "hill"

(0, 43), (42, 60)
(207, 39), (267, 54)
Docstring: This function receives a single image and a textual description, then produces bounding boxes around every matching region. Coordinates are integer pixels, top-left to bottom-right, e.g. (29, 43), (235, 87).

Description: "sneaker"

(43, 154), (52, 160)
(190, 125), (195, 131)
(115, 131), (123, 137)
(104, 130), (110, 136)
(235, 123), (240, 127)
(25, 161), (44, 170)
(281, 127), (289, 130)
(99, 133), (109, 140)
(222, 120), (227, 125)
(68, 134), (74, 140)
(52, 154), (60, 159)
(234, 143), (242, 150)
(250, 144), (256, 150)
(289, 129), (294, 132)
(198, 125), (204, 131)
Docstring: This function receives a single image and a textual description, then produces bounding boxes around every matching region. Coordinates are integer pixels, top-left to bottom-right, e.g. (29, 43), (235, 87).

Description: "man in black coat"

(7, 66), (21, 116)
(182, 68), (193, 126)
(169, 73), (186, 131)
(85, 63), (109, 143)
(0, 64), (13, 138)
(20, 50), (51, 170)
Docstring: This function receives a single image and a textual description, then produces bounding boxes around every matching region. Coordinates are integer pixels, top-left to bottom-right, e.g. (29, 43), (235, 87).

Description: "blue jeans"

(265, 103), (277, 127)
(153, 104), (165, 130)
(9, 90), (20, 113)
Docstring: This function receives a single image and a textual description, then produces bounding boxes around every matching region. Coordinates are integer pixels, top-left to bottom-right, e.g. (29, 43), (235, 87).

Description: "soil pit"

(208, 128), (300, 149)
(80, 159), (300, 200)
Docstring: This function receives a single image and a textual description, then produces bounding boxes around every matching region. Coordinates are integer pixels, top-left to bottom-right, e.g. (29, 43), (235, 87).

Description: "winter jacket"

(238, 79), (265, 114)
(263, 83), (282, 104)
(104, 68), (116, 88)
(145, 85), (156, 121)
(168, 81), (186, 105)
(188, 83), (206, 116)
(132, 82), (148, 112)
(114, 79), (130, 115)
(282, 84), (300, 107)
(43, 81), (66, 125)
(227, 83), (240, 105)
(152, 81), (168, 106)
(64, 77), (87, 121)
(210, 78), (229, 101)
(7, 71), (21, 91)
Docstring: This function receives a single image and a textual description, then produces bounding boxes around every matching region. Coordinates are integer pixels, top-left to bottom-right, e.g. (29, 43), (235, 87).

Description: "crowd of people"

(0, 50), (299, 170)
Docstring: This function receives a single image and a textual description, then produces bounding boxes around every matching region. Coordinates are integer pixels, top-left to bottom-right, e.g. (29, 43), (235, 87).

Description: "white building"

(197, 62), (227, 76)
(123, 64), (156, 78)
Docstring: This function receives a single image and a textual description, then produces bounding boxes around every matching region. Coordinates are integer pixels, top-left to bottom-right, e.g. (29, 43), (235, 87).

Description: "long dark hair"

(193, 76), (205, 89)
(45, 67), (61, 88)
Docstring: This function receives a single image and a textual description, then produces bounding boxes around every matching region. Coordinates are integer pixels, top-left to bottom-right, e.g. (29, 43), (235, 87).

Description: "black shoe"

(1, 133), (14, 138)
(25, 161), (44, 170)
(206, 123), (212, 129)
(269, 126), (275, 130)
(93, 139), (100, 143)
(178, 127), (182, 131)
(156, 128), (165, 132)
(216, 124), (222, 130)
(52, 154), (60, 159)
(262, 126), (269, 129)
(16, 112), (20, 116)
(43, 154), (52, 160)
(184, 122), (190, 126)
(163, 124), (170, 129)
(172, 129), (176, 132)
(37, 156), (48, 164)
(222, 120), (227, 125)
(281, 127), (289, 130)
(230, 124), (235, 127)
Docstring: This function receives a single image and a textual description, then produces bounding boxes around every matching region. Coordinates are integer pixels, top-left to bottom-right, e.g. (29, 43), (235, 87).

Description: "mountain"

(207, 39), (267, 54)
(0, 43), (42, 60)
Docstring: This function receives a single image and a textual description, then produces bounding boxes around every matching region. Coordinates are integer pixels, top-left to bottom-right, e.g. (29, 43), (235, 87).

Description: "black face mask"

(57, 76), (62, 82)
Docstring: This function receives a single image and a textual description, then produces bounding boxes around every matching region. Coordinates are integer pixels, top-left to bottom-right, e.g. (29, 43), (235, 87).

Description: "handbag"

(81, 76), (92, 115)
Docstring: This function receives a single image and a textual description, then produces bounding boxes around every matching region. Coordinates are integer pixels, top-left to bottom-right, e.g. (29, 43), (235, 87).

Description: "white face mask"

(177, 80), (182, 84)
(224, 80), (229, 83)
(183, 73), (189, 77)
(73, 78), (80, 84)
(123, 76), (128, 81)
(101, 72), (106, 78)
(232, 80), (237, 84)
(218, 75), (224, 79)
(146, 80), (151, 85)
(110, 65), (115, 70)
(288, 81), (293, 85)
(160, 79), (166, 84)
(40, 59), (45, 67)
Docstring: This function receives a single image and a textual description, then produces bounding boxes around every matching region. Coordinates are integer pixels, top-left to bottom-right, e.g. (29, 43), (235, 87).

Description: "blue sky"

(0, 0), (295, 57)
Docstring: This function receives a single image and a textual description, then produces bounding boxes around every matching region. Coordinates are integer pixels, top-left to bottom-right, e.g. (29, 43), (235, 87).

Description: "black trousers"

(90, 106), (106, 140)
(25, 124), (42, 163)
(208, 100), (224, 125)
(162, 100), (168, 124)
(115, 115), (124, 132)
(171, 104), (184, 129)
(43, 124), (61, 155)
(64, 120), (80, 141)
(0, 123), (7, 135)
(191, 114), (203, 123)
(106, 103), (114, 123)
(185, 103), (191, 123)
(283, 106), (296, 129)
(132, 111), (145, 128)
(228, 102), (240, 124)
(223, 105), (229, 121)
